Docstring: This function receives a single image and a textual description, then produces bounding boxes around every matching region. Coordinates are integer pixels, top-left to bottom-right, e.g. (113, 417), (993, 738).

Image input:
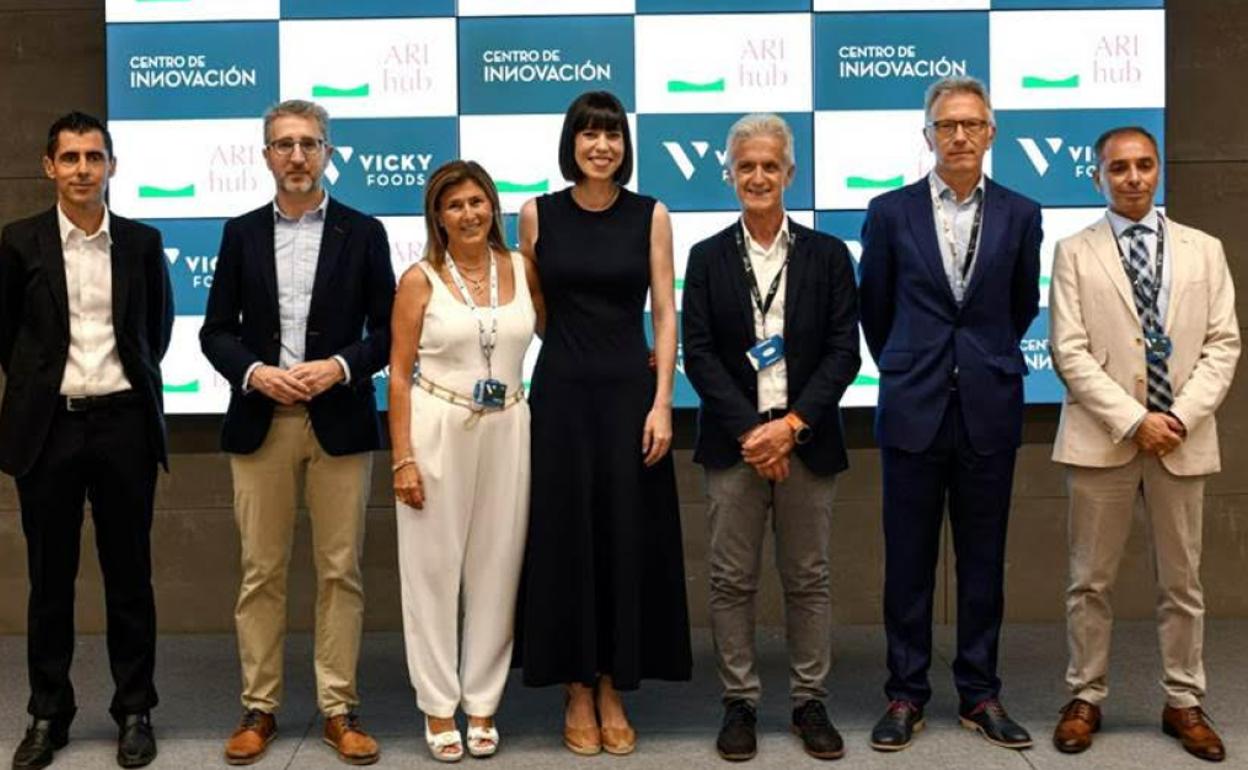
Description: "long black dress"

(515, 187), (692, 689)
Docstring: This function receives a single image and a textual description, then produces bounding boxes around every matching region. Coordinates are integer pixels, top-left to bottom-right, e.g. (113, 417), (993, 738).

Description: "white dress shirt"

(929, 170), (986, 304)
(741, 216), (790, 413)
(57, 205), (132, 396)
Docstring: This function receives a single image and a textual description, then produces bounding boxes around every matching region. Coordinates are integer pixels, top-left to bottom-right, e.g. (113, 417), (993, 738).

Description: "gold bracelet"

(392, 456), (416, 472)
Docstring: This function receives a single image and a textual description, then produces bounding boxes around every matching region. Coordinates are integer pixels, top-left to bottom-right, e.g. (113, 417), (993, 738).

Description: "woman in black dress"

(515, 90), (692, 756)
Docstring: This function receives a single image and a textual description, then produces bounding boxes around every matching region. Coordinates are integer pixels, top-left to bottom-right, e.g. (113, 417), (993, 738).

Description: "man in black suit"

(199, 99), (394, 766)
(682, 113), (861, 762)
(0, 111), (172, 769)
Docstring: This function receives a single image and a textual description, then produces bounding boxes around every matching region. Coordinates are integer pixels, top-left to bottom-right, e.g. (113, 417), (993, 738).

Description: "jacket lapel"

(724, 224), (756, 343)
(1164, 219), (1192, 333)
(308, 198), (349, 324)
(110, 218), (130, 337)
(36, 208), (71, 333)
(904, 180), (956, 307)
(254, 206), (279, 309)
(959, 180), (1004, 305)
(1088, 217), (1140, 324)
(783, 222), (809, 334)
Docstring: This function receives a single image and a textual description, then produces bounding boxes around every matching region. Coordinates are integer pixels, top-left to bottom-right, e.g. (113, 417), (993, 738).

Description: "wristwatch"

(784, 411), (813, 445)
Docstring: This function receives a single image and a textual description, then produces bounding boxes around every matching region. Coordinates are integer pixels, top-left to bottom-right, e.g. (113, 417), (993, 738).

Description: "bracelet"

(392, 456), (416, 472)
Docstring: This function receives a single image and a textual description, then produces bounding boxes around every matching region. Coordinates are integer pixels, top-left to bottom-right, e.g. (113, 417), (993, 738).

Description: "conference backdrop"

(104, 0), (1165, 413)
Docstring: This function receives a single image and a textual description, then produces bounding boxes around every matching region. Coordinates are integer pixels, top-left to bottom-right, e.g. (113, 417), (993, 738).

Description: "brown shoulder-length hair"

(423, 160), (508, 270)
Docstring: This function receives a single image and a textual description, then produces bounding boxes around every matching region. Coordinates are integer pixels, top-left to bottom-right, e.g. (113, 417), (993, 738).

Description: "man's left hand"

(288, 358), (345, 399)
(741, 419), (794, 466)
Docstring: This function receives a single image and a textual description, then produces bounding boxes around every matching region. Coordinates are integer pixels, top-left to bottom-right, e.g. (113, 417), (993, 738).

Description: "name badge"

(746, 334), (785, 371)
(1145, 332), (1173, 364)
(473, 378), (507, 409)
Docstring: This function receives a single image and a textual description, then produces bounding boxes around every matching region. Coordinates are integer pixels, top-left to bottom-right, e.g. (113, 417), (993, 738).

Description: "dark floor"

(1, 622), (1244, 768)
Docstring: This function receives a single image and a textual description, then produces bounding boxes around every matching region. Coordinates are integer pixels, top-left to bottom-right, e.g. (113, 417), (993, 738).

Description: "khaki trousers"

(1064, 453), (1206, 708)
(705, 458), (837, 706)
(230, 405), (372, 716)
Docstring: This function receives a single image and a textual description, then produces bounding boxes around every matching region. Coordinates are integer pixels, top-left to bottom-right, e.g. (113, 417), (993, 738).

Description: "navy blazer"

(682, 220), (861, 476)
(0, 207), (173, 477)
(199, 197), (395, 455)
(859, 177), (1041, 454)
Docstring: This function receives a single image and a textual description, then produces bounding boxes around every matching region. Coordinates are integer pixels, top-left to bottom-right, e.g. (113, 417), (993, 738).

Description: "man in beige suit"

(1049, 126), (1239, 763)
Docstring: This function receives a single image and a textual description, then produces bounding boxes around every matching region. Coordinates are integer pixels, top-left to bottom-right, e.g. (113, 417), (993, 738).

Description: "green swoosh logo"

(853, 374), (880, 386)
(667, 78), (726, 93)
(312, 83), (370, 98)
(139, 184), (195, 198)
(674, 278), (685, 290)
(846, 175), (904, 190)
(164, 380), (200, 393)
(1039, 276), (1052, 287)
(496, 180), (549, 194)
(1022, 75), (1080, 89)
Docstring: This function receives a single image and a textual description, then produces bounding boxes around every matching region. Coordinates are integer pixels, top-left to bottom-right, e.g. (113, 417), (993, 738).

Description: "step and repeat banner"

(104, 0), (1165, 413)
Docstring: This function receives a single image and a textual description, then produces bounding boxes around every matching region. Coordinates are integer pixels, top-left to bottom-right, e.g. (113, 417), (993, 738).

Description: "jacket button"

(1135, 337), (1143, 345)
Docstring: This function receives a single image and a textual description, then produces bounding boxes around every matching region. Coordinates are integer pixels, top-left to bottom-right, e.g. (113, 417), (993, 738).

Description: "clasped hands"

(740, 419), (795, 481)
(248, 359), (344, 405)
(1133, 411), (1187, 457)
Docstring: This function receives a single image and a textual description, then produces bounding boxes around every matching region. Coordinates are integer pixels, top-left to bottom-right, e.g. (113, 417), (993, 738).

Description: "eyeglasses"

(927, 119), (992, 138)
(267, 138), (326, 157)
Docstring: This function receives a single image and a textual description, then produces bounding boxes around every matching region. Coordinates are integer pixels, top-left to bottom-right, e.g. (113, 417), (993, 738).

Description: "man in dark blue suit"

(200, 100), (394, 766)
(858, 77), (1041, 752)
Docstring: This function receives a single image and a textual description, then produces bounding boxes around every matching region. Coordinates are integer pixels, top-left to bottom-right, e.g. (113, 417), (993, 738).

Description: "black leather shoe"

(791, 700), (844, 760)
(717, 699), (757, 761)
(959, 699), (1033, 749)
(12, 718), (69, 769)
(116, 712), (157, 768)
(869, 700), (924, 751)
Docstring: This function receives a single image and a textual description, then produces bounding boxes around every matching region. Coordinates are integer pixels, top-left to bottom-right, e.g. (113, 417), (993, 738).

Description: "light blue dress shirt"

(1106, 206), (1171, 325)
(929, 171), (986, 305)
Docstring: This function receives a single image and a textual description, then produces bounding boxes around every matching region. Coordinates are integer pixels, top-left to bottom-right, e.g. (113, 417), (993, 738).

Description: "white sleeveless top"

(415, 251), (536, 395)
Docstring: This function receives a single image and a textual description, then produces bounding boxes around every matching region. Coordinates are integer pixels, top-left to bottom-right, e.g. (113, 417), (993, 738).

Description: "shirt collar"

(929, 170), (985, 204)
(57, 204), (112, 247)
(741, 213), (790, 256)
(273, 191), (329, 223)
(1106, 206), (1160, 239)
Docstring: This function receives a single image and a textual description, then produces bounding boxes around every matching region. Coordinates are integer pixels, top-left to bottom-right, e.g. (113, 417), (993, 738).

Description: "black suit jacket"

(682, 220), (861, 476)
(199, 197), (394, 455)
(0, 207), (173, 477)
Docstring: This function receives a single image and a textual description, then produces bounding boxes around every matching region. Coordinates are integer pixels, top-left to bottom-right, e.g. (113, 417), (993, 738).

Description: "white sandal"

(466, 723), (499, 758)
(425, 718), (464, 763)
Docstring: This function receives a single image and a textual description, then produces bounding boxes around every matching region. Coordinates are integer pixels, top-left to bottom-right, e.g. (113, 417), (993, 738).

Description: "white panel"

(377, 216), (429, 280)
(991, 10), (1165, 110)
(459, 0), (635, 16)
(106, 0), (279, 22)
(635, 14), (813, 114)
(816, 0), (987, 10)
(280, 19), (458, 118)
(110, 119), (274, 219)
(162, 317), (232, 414)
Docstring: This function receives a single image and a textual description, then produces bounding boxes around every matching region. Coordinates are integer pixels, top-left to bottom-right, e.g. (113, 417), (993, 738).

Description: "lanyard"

(444, 250), (499, 379)
(930, 183), (984, 293)
(735, 220), (795, 340)
(1113, 214), (1167, 316)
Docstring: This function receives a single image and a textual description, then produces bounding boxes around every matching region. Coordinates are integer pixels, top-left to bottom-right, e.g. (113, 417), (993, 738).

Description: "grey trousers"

(705, 458), (837, 706)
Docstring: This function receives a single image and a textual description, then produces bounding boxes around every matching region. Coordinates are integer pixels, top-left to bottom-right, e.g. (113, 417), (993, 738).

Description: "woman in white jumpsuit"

(388, 160), (542, 762)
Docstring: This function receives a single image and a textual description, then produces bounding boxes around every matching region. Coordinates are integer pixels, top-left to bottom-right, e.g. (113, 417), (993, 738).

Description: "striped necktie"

(1123, 223), (1173, 411)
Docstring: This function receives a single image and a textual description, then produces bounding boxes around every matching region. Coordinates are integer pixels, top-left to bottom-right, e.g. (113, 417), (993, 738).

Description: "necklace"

(572, 184), (620, 212)
(449, 256), (488, 293)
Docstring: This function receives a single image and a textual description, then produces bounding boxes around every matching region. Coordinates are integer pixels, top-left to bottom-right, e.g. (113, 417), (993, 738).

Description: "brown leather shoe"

(224, 710), (276, 765)
(601, 725), (636, 756)
(323, 713), (379, 766)
(1053, 698), (1101, 753)
(1162, 706), (1225, 762)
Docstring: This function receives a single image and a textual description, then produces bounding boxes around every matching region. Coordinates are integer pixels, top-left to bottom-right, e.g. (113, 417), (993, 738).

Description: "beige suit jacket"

(1050, 215), (1240, 475)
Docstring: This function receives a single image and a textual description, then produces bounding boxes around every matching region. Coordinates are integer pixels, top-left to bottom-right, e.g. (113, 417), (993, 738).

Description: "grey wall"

(1, 1), (1246, 633)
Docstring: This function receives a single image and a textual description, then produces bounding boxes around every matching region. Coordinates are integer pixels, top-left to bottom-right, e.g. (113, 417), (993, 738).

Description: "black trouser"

(881, 398), (1016, 709)
(17, 399), (159, 721)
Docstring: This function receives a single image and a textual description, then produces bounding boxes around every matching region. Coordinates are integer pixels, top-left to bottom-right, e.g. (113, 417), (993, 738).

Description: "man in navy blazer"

(858, 77), (1041, 752)
(683, 113), (860, 761)
(199, 100), (394, 766)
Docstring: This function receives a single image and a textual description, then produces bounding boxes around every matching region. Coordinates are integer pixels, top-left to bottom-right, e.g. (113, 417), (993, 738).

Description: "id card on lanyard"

(445, 250), (508, 408)
(736, 221), (794, 371)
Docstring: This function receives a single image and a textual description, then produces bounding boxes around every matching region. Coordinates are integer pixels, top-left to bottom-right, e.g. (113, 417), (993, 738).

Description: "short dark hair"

(557, 91), (633, 185)
(1094, 126), (1159, 166)
(46, 111), (114, 159)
